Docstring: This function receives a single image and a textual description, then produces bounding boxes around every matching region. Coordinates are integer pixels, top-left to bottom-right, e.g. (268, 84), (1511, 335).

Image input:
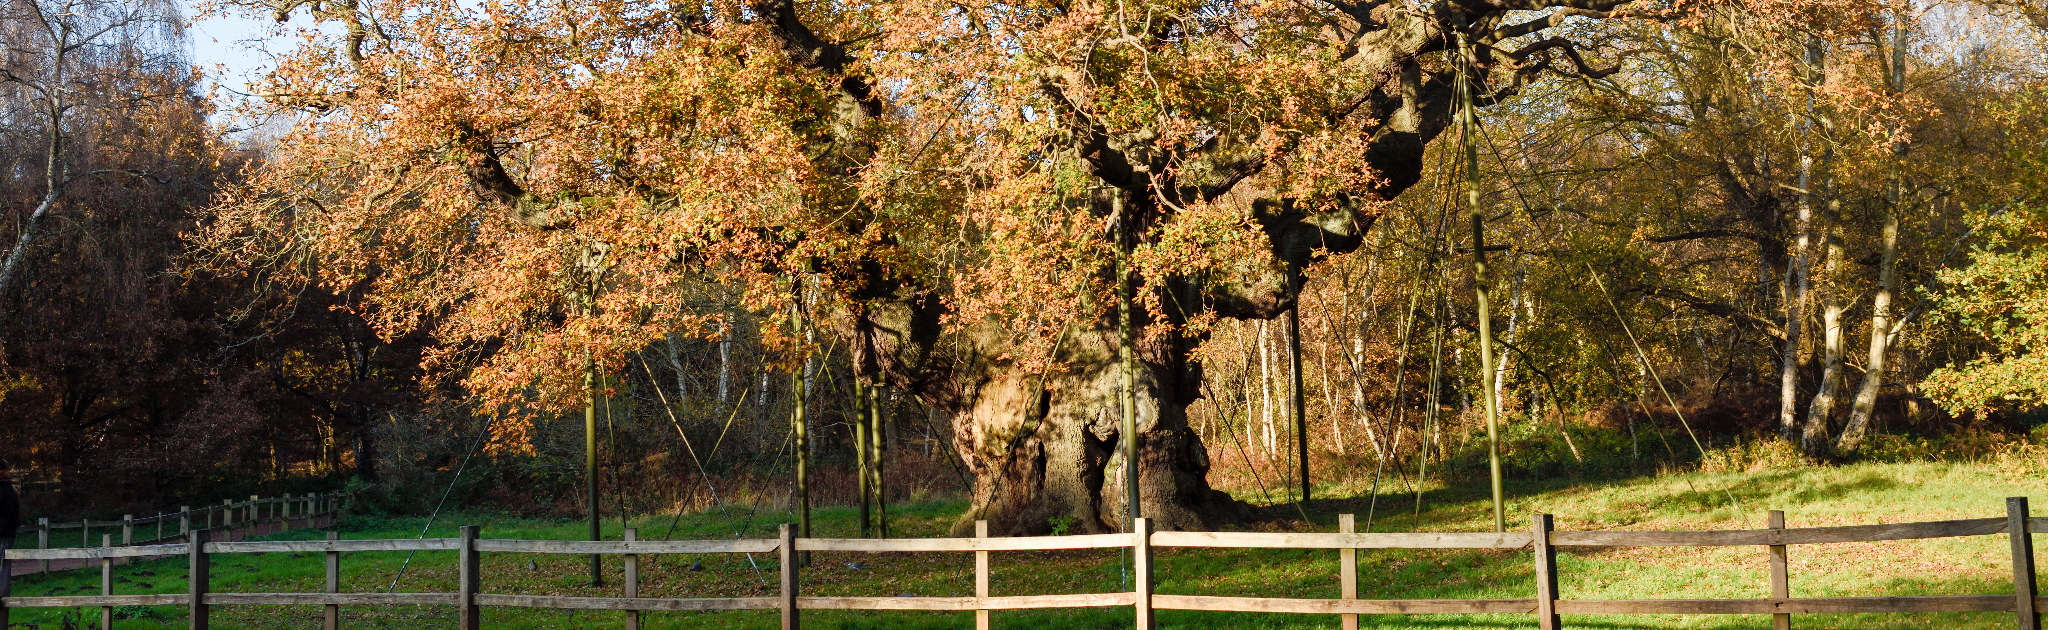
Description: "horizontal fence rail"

(7, 491), (346, 588)
(1, 497), (2042, 630)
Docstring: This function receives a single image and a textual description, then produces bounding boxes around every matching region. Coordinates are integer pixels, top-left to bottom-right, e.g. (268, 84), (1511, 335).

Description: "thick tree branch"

(1643, 285), (1788, 340)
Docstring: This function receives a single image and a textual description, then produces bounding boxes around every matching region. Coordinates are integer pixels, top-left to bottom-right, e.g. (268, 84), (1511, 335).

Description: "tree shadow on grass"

(1258, 467), (1913, 533)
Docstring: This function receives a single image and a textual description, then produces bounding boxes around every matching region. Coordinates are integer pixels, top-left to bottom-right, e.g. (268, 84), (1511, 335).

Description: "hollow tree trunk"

(946, 330), (1249, 536)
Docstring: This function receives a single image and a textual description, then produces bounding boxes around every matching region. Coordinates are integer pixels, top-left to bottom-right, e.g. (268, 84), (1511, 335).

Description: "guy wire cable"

(639, 355), (766, 581)
(388, 414), (494, 593)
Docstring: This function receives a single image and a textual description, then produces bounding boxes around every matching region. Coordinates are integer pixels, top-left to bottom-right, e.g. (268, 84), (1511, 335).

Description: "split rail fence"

(2, 496), (2042, 630)
(8, 492), (345, 576)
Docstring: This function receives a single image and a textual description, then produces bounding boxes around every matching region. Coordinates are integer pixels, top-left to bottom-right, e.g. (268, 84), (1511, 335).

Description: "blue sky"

(186, 4), (286, 104)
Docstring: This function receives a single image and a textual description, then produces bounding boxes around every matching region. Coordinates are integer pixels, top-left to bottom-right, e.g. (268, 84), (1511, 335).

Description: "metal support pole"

(1288, 302), (1308, 506)
(1115, 191), (1140, 530)
(587, 379), (603, 587)
(1457, 29), (1506, 533)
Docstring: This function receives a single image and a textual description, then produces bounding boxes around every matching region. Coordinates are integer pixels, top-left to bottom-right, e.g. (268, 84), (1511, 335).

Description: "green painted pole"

(587, 370), (603, 586)
(854, 377), (871, 538)
(1457, 32), (1506, 533)
(1116, 191), (1140, 531)
(870, 383), (889, 538)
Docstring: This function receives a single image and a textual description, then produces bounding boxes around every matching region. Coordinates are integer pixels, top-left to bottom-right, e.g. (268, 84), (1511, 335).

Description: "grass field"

(7, 459), (2044, 629)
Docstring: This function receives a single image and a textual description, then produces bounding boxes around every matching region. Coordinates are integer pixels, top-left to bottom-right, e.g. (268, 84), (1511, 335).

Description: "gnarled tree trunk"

(946, 328), (1250, 535)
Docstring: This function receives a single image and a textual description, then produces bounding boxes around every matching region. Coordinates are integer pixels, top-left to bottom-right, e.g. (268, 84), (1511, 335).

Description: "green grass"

(7, 460), (2044, 629)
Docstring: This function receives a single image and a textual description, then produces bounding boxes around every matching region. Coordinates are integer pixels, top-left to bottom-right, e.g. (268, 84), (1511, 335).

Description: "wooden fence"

(2, 496), (2042, 630)
(8, 492), (345, 576)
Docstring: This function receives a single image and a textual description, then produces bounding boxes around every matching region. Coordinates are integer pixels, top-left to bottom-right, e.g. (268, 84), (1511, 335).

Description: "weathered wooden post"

(459, 525), (480, 630)
(779, 523), (799, 630)
(975, 520), (990, 630)
(1339, 514), (1357, 630)
(625, 527), (640, 630)
(1532, 514), (1559, 630)
(81, 519), (90, 550)
(2012, 497), (2039, 630)
(324, 531), (340, 630)
(37, 518), (49, 574)
(1, 530), (11, 627)
(1134, 517), (1154, 630)
(281, 496), (291, 532)
(122, 515), (133, 546)
(1769, 510), (1790, 630)
(178, 508), (189, 537)
(101, 534), (114, 630)
(188, 529), (210, 630)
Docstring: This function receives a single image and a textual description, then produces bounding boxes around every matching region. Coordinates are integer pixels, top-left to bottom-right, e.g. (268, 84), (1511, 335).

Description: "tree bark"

(1836, 197), (1898, 453)
(1779, 149), (1813, 444)
(1837, 9), (1910, 454)
(1803, 224), (1846, 455)
(1259, 320), (1275, 456)
(945, 330), (1251, 535)
(1780, 35), (1824, 443)
(0, 9), (71, 301)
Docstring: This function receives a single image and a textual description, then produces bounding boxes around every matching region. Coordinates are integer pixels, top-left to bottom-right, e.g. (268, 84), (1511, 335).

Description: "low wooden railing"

(3, 497), (2042, 630)
(9, 492), (344, 575)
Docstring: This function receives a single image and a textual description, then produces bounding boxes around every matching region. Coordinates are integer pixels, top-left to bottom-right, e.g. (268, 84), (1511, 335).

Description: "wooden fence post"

(324, 531), (339, 630)
(1134, 517), (1154, 630)
(1339, 514), (1357, 630)
(101, 534), (114, 630)
(179, 509), (188, 537)
(188, 529), (209, 630)
(1532, 514), (1559, 630)
(123, 515), (134, 546)
(1769, 510), (1790, 630)
(81, 519), (90, 549)
(2013, 497), (2039, 630)
(281, 496), (291, 532)
(779, 523), (799, 630)
(975, 520), (990, 630)
(625, 527), (640, 630)
(156, 513), (165, 543)
(1, 531), (10, 628)
(37, 518), (48, 574)
(459, 525), (479, 630)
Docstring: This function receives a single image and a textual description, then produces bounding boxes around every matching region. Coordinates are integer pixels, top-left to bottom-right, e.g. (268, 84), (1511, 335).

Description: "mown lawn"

(7, 460), (2043, 629)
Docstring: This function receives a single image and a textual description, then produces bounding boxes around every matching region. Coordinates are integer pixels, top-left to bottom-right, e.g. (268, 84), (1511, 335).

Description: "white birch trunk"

(1838, 10), (1909, 453)
(1803, 225), (1847, 454)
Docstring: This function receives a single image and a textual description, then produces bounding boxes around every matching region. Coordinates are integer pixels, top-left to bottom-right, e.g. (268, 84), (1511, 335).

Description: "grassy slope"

(8, 460), (2043, 630)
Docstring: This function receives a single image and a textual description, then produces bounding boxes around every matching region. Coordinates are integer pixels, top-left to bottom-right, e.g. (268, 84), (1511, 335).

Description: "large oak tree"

(202, 0), (1871, 534)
